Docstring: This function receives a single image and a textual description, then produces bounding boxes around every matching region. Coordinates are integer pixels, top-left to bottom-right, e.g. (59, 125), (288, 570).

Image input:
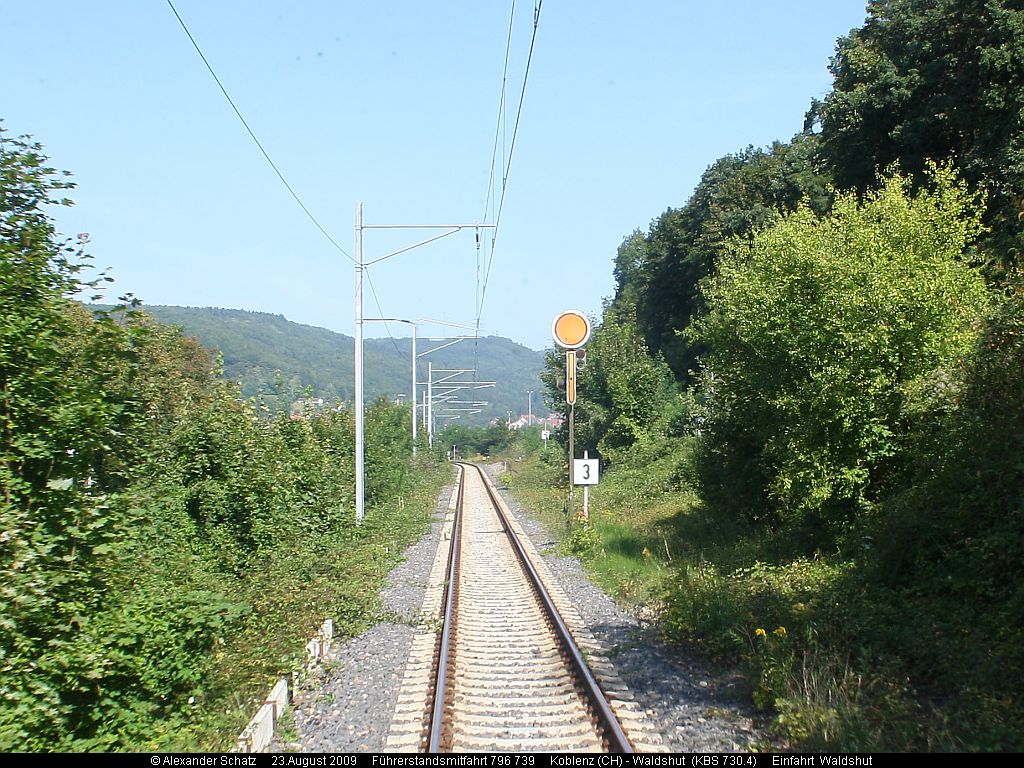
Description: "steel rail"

(430, 462), (634, 753)
(427, 465), (465, 752)
(471, 463), (634, 754)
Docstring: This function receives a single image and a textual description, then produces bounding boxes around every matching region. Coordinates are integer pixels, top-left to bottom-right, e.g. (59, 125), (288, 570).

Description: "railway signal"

(551, 309), (591, 349)
(566, 350), (577, 406)
(552, 310), (592, 494)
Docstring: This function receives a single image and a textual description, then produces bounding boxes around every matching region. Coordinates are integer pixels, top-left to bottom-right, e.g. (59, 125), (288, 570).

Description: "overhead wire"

(165, 0), (354, 263)
(364, 267), (404, 357)
(475, 0), (518, 377)
(476, 0), (542, 337)
(479, 0), (517, 265)
(168, 0), (539, 372)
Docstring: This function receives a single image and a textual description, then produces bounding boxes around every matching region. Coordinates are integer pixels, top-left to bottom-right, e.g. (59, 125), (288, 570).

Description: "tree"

(817, 0), (1024, 265)
(1, 126), (436, 749)
(614, 135), (834, 380)
(1, 130), (229, 748)
(540, 304), (678, 465)
(0, 128), (141, 747)
(692, 167), (991, 531)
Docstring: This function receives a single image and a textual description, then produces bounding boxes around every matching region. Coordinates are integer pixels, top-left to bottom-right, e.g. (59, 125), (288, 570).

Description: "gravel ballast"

(281, 469), (765, 752)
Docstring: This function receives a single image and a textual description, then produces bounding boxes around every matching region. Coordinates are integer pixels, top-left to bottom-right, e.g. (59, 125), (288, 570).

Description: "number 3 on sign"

(573, 458), (599, 485)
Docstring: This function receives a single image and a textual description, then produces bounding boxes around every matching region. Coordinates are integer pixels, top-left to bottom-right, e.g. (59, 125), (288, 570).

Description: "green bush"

(1, 130), (439, 750)
(692, 166), (990, 533)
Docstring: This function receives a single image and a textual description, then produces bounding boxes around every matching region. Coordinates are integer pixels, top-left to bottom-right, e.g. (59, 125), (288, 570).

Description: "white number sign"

(573, 458), (599, 485)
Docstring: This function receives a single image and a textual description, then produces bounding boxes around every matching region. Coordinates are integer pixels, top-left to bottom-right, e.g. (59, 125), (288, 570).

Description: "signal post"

(552, 310), (592, 508)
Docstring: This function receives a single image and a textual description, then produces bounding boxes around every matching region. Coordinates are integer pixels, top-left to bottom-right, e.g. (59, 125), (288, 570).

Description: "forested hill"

(105, 305), (545, 423)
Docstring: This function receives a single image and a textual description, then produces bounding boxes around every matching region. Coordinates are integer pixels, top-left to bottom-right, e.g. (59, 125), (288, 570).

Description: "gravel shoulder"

(277, 484), (455, 753)
(279, 468), (766, 753)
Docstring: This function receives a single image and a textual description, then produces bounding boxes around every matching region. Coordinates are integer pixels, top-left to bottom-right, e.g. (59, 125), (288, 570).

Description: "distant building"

(538, 414), (564, 428)
(501, 413), (563, 430)
(289, 397), (343, 420)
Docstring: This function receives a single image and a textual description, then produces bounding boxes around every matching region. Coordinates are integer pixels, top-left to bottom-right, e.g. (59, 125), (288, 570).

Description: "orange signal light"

(552, 310), (591, 349)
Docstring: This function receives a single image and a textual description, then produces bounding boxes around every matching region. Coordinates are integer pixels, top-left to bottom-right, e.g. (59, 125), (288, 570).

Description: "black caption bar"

(3, 754), (1019, 767)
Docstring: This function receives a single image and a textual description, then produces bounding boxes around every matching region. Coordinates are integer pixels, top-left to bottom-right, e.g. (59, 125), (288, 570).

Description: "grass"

(500, 435), (1024, 752)
(503, 439), (698, 611)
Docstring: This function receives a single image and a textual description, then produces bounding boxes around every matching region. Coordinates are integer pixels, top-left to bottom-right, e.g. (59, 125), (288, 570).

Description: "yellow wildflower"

(754, 627), (766, 637)
(774, 626), (787, 637)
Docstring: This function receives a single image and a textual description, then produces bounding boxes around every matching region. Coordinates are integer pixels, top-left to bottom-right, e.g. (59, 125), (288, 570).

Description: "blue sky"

(5, 1), (868, 351)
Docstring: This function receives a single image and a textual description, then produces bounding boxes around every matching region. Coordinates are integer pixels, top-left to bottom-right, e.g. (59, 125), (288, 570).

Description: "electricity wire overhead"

(170, 0), (541, 358)
(476, 0), (543, 334)
(165, 0), (353, 262)
(365, 267), (404, 356)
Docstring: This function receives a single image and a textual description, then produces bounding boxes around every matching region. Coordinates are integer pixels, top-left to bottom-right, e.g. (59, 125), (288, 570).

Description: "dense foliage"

(693, 168), (990, 532)
(816, 0), (1024, 264)
(611, 135), (833, 380)
(435, 419), (517, 460)
(1, 128), (437, 750)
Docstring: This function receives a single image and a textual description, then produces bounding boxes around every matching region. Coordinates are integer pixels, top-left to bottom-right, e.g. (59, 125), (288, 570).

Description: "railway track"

(386, 463), (664, 753)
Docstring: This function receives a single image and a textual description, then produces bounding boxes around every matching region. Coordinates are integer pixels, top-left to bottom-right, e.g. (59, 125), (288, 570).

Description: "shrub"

(692, 166), (990, 533)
